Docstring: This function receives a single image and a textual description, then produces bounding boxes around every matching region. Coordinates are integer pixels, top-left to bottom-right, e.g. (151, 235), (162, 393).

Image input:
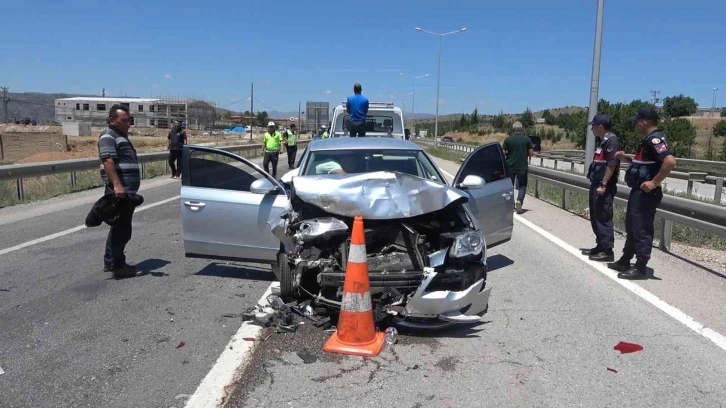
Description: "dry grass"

(442, 128), (577, 151)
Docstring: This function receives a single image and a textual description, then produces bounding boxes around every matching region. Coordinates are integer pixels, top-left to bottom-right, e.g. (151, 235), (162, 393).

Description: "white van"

(329, 101), (409, 139)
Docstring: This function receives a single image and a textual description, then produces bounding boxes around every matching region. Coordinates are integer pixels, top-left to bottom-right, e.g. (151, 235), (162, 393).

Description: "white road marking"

(439, 166), (726, 352)
(184, 282), (277, 408)
(0, 195), (180, 257)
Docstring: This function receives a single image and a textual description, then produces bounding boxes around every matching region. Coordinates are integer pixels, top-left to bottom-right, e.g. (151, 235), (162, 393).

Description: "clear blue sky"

(2, 0), (724, 115)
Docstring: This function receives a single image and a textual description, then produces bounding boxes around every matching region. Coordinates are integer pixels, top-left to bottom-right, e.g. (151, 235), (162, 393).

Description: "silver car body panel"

(404, 268), (492, 322)
(291, 171), (469, 219)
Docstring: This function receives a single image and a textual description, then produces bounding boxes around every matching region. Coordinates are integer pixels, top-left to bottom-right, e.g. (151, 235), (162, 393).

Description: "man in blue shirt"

(346, 83), (369, 137)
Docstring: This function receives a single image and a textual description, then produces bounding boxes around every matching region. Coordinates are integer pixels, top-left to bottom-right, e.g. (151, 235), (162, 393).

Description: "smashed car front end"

(269, 171), (491, 328)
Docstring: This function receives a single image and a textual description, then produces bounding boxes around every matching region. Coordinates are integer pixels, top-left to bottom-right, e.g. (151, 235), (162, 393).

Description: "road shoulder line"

(437, 166), (726, 352)
(184, 282), (276, 408)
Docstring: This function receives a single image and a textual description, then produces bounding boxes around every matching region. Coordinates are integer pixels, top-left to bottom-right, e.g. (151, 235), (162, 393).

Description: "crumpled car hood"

(291, 171), (468, 219)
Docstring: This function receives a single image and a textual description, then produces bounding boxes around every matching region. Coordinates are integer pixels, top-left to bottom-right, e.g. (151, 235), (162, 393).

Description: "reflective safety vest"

(322, 131), (329, 139)
(286, 130), (297, 146)
(263, 131), (282, 151)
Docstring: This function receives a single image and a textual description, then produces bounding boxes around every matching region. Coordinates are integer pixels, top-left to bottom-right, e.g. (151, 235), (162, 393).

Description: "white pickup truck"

(329, 101), (411, 139)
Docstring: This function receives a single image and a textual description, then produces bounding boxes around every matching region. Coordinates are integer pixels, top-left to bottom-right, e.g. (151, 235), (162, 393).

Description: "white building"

(54, 97), (217, 129)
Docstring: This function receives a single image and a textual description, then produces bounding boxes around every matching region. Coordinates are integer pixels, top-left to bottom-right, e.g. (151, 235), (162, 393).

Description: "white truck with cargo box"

(329, 101), (410, 139)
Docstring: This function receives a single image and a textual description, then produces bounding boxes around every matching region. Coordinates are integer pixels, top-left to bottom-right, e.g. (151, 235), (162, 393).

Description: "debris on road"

(614, 341), (643, 354)
(607, 367), (618, 373)
(383, 327), (398, 351)
(176, 342), (186, 349)
(0, 365), (4, 376)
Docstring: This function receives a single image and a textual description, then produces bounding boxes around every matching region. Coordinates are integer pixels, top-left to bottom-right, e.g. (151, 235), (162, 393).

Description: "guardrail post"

(165, 160), (169, 175)
(715, 177), (723, 205)
(659, 219), (673, 251)
(570, 162), (575, 172)
(534, 179), (540, 199)
(70, 171), (77, 190)
(16, 178), (24, 201)
(539, 157), (543, 166)
(686, 180), (694, 197)
(141, 162), (146, 179)
(563, 190), (571, 210)
(554, 159), (558, 170)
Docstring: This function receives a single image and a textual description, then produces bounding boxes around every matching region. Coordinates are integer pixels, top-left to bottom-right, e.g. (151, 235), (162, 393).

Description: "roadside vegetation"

(421, 145), (726, 251)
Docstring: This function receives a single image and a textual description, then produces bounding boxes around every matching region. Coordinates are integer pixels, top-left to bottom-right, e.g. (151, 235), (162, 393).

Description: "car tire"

(277, 252), (297, 302)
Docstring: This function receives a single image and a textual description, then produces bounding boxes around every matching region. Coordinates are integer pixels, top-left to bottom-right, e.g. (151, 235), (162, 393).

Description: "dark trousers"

(103, 186), (135, 267)
(349, 122), (366, 137)
(286, 145), (298, 167)
(510, 169), (528, 204)
(622, 187), (663, 264)
(263, 151), (279, 178)
(169, 150), (182, 176)
(589, 183), (616, 251)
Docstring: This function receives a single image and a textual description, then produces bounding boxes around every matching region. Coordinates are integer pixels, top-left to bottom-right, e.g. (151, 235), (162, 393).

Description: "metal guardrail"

(416, 139), (725, 205)
(415, 139), (726, 251)
(0, 140), (311, 201)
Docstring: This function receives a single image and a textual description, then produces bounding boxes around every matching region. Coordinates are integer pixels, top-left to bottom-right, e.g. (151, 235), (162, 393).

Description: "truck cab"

(329, 101), (408, 139)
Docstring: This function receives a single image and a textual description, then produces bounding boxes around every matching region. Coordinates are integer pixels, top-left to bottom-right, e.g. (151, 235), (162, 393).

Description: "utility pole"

(1, 87), (9, 124)
(584, 0), (605, 171)
(250, 82), (254, 141)
(102, 88), (106, 97)
(650, 90), (660, 105)
(298, 101), (301, 131)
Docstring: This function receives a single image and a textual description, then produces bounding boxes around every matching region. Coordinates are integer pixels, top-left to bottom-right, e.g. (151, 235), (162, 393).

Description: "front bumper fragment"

(403, 268), (491, 324)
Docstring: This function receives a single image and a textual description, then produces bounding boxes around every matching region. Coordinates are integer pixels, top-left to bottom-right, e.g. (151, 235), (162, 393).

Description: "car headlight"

(449, 231), (485, 258)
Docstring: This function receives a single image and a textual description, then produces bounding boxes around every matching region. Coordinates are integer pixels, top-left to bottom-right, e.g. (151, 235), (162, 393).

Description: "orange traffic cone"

(323, 215), (385, 357)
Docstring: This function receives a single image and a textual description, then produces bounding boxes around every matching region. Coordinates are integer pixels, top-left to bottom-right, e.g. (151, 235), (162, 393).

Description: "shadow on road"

(136, 258), (171, 276)
(195, 263), (275, 281)
(397, 321), (490, 339)
(487, 254), (515, 273)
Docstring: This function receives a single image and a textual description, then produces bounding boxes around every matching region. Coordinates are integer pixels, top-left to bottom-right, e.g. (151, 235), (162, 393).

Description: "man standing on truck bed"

(502, 121), (534, 214)
(346, 83), (369, 137)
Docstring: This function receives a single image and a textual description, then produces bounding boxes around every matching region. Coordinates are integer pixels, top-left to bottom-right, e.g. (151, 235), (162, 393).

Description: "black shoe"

(607, 259), (631, 272)
(582, 246), (601, 256)
(617, 265), (647, 280)
(589, 252), (615, 262)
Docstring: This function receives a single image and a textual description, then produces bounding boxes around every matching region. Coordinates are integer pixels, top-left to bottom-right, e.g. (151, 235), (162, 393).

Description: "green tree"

(256, 111), (269, 127)
(662, 94), (698, 118)
(459, 113), (469, 130)
(588, 99), (655, 152)
(721, 107), (726, 117)
(660, 117), (696, 157)
(546, 128), (556, 142)
(471, 107), (479, 125)
(711, 120), (726, 160)
(542, 109), (556, 125)
(520, 108), (535, 129)
(492, 111), (507, 131)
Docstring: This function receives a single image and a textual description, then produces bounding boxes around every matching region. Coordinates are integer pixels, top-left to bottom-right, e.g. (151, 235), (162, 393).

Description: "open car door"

(452, 142), (514, 248)
(180, 145), (289, 264)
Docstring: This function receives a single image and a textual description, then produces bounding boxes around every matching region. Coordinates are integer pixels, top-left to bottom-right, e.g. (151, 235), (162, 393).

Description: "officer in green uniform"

(263, 121), (283, 178)
(283, 123), (298, 169)
(321, 125), (329, 139)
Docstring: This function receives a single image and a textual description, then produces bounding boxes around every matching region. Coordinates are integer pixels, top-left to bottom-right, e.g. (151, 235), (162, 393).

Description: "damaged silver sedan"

(179, 138), (514, 328)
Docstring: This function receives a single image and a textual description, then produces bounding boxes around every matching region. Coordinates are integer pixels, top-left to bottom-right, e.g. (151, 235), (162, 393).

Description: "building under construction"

(54, 96), (217, 130)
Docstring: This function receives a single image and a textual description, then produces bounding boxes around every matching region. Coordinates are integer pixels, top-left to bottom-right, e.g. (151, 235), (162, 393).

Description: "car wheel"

(277, 252), (297, 302)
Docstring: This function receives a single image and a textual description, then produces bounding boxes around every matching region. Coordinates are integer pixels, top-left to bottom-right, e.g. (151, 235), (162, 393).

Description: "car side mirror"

(250, 178), (278, 195)
(458, 175), (486, 190)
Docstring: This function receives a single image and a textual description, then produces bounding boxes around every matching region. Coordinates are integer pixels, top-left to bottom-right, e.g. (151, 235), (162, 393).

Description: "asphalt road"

(1, 151), (726, 408)
(0, 156), (285, 408)
(225, 156), (726, 408)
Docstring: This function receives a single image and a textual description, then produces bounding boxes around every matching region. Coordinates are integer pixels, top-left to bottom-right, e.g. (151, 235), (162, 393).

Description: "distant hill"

(2, 92), (89, 124)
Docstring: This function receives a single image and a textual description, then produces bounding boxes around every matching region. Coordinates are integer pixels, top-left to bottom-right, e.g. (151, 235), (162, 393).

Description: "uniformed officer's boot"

(581, 246), (601, 256)
(589, 250), (614, 262)
(607, 257), (631, 272)
(617, 262), (647, 280)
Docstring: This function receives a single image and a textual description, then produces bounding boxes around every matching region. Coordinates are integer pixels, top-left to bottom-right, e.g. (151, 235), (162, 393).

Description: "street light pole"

(400, 73), (429, 134)
(415, 27), (467, 148)
(584, 0), (605, 171)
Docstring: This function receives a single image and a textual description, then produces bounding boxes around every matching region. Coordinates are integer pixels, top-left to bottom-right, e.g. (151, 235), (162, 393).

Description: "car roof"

(307, 137), (421, 151)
